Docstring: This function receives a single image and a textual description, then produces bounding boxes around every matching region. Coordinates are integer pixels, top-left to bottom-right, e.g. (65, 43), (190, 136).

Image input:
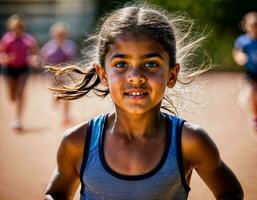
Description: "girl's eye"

(114, 61), (128, 69)
(144, 62), (159, 69)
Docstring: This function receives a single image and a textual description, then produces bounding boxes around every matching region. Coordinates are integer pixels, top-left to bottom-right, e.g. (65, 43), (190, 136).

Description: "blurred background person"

(40, 21), (77, 127)
(0, 14), (39, 131)
(233, 11), (257, 132)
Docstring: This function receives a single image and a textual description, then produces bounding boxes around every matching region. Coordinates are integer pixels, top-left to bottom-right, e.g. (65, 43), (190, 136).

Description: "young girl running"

(44, 5), (243, 200)
(41, 21), (77, 126)
(0, 14), (39, 130)
(233, 11), (257, 132)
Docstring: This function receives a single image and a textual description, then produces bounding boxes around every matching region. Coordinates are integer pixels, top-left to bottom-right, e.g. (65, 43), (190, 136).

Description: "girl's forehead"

(246, 14), (257, 23)
(116, 31), (159, 42)
(109, 33), (166, 53)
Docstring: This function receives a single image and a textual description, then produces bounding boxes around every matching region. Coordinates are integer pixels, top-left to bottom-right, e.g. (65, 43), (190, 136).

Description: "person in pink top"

(0, 14), (39, 130)
(41, 21), (77, 126)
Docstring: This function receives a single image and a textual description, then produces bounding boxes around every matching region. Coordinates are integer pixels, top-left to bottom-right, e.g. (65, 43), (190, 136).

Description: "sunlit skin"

(96, 34), (178, 116)
(94, 33), (179, 144)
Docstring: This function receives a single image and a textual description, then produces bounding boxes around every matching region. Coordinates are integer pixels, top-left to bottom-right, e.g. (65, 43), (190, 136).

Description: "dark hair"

(47, 4), (209, 114)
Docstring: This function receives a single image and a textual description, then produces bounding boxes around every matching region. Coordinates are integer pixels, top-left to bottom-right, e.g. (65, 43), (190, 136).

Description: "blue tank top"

(234, 34), (257, 75)
(80, 113), (190, 200)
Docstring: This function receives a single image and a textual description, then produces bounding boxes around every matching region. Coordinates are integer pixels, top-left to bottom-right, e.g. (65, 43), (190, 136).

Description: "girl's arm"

(0, 35), (14, 65)
(182, 123), (244, 200)
(232, 48), (248, 66)
(44, 123), (88, 200)
(27, 37), (42, 68)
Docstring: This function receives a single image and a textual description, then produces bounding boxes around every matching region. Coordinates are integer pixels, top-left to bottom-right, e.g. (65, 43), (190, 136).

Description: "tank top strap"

(164, 113), (190, 192)
(79, 114), (108, 194)
(89, 114), (108, 151)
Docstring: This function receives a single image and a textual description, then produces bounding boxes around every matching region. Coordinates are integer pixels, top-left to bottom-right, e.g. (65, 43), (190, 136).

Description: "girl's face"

(96, 34), (179, 115)
(245, 14), (257, 38)
(9, 20), (25, 37)
(52, 27), (68, 42)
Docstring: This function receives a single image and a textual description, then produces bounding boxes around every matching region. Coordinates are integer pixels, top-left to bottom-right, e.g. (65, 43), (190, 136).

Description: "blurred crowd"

(0, 14), (78, 130)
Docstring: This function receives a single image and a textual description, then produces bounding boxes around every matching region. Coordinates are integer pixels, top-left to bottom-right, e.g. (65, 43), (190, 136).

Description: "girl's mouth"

(124, 90), (148, 99)
(127, 91), (146, 96)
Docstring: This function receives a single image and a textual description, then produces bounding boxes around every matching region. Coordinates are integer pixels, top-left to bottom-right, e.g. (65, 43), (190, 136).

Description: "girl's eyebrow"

(110, 52), (165, 60)
(143, 52), (165, 60)
(110, 53), (127, 60)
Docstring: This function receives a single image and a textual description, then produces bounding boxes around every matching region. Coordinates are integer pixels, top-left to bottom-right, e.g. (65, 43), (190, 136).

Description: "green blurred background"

(0, 0), (256, 71)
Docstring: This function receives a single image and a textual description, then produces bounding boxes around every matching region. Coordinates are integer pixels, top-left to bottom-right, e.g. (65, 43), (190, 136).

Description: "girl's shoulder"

(60, 121), (89, 154)
(21, 32), (36, 42)
(182, 121), (207, 140)
(235, 34), (253, 48)
(54, 121), (90, 178)
(42, 39), (56, 47)
(181, 121), (216, 149)
(64, 39), (77, 47)
(181, 122), (220, 166)
(1, 32), (14, 44)
(60, 114), (107, 149)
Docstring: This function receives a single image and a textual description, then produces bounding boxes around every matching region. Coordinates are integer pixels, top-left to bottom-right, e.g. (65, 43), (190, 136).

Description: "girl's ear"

(94, 64), (108, 86)
(167, 63), (180, 88)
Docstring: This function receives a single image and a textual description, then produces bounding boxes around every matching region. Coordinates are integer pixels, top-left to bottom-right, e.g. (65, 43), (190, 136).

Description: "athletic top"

(40, 39), (77, 65)
(0, 32), (37, 68)
(234, 34), (257, 75)
(80, 113), (190, 200)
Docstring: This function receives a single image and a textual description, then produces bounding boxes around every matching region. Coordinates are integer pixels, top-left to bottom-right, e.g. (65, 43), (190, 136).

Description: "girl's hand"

(232, 49), (248, 66)
(27, 54), (43, 68)
(0, 52), (16, 65)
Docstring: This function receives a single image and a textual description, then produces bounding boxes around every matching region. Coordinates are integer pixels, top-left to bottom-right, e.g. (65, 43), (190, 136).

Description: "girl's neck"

(247, 33), (257, 39)
(11, 31), (23, 38)
(109, 109), (165, 139)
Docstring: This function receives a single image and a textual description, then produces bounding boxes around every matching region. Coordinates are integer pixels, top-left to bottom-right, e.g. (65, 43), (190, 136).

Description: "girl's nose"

(127, 69), (146, 84)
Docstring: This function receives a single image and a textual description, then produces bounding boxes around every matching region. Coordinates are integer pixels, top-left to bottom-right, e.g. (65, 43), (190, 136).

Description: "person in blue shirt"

(233, 11), (257, 132)
(44, 4), (243, 200)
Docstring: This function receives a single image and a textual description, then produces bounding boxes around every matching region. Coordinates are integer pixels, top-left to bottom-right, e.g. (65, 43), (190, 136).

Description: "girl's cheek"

(110, 77), (123, 86)
(108, 70), (124, 81)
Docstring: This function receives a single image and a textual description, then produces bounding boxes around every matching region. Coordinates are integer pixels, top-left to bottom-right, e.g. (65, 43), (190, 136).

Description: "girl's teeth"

(130, 92), (143, 96)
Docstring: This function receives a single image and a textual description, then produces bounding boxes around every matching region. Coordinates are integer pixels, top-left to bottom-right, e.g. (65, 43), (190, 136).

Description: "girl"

(0, 14), (39, 130)
(41, 21), (77, 126)
(233, 11), (257, 132)
(45, 5), (243, 200)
